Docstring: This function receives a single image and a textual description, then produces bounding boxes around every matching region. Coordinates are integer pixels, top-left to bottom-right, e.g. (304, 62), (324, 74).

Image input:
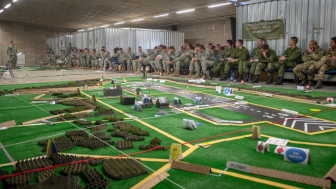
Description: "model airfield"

(0, 76), (336, 189)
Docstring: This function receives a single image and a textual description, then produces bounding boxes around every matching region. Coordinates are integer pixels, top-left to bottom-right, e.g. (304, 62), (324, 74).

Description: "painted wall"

(0, 22), (73, 66)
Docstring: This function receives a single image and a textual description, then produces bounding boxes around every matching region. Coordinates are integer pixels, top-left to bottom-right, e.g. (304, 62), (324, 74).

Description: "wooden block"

(324, 164), (336, 182)
(251, 127), (258, 140)
(250, 166), (331, 188)
(134, 172), (169, 189)
(0, 120), (16, 128)
(171, 161), (211, 175)
(77, 99), (97, 111)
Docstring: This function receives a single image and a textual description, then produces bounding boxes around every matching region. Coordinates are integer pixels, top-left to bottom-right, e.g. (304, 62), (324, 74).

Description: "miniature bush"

(52, 93), (63, 96)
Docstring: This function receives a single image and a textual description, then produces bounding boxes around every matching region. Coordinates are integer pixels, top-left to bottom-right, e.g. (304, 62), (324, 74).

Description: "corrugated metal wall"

(46, 35), (73, 56)
(236, 0), (336, 55)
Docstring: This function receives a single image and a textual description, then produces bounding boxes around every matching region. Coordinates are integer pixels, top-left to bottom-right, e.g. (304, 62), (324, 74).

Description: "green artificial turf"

(197, 107), (255, 121)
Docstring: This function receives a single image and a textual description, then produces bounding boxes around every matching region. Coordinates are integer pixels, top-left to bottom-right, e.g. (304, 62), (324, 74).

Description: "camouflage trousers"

(133, 58), (150, 70)
(91, 60), (99, 67)
(211, 61), (227, 74)
(120, 60), (132, 70)
(293, 61), (315, 80)
(270, 61), (297, 77)
(189, 60), (201, 73)
(155, 59), (163, 70)
(201, 60), (216, 72)
(224, 60), (244, 74)
(254, 63), (267, 75)
(175, 60), (189, 71)
(243, 61), (259, 74)
(150, 60), (156, 70)
(10, 56), (17, 68)
(313, 56), (336, 80)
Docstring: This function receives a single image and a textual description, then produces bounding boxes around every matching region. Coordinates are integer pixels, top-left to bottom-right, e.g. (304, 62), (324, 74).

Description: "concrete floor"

(0, 69), (335, 93)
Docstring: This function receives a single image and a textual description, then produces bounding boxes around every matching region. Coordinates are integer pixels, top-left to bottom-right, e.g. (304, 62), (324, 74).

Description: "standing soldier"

(265, 37), (302, 85)
(242, 38), (263, 82)
(7, 41), (18, 69)
(304, 37), (336, 89)
(45, 45), (52, 54)
(250, 44), (278, 83)
(293, 40), (324, 86)
(66, 43), (72, 57)
(221, 39), (250, 81)
(212, 40), (235, 79)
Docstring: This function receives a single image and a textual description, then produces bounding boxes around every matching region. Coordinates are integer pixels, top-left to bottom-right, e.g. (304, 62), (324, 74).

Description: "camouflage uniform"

(76, 53), (84, 66)
(50, 53), (58, 66)
(66, 46), (72, 57)
(243, 46), (261, 73)
(133, 51), (147, 70)
(223, 46), (250, 74)
(161, 51), (170, 71)
(293, 47), (324, 80)
(150, 50), (160, 70)
(211, 47), (235, 74)
(168, 50), (182, 72)
(254, 49), (278, 75)
(85, 52), (92, 67)
(57, 53), (66, 66)
(189, 51), (203, 73)
(117, 52), (128, 69)
(311, 48), (336, 80)
(91, 53), (101, 67)
(125, 51), (135, 71)
(45, 53), (51, 65)
(269, 46), (301, 77)
(172, 50), (194, 69)
(200, 49), (216, 72)
(45, 47), (52, 54)
(70, 51), (79, 66)
(136, 52), (156, 68)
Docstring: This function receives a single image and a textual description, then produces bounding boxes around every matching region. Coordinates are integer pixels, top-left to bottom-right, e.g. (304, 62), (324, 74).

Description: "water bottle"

(230, 70), (234, 81)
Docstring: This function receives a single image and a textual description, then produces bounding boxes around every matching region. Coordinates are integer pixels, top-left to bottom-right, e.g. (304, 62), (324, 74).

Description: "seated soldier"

(198, 45), (216, 79)
(133, 46), (147, 73)
(243, 38), (263, 82)
(98, 49), (108, 70)
(63, 49), (72, 67)
(117, 48), (128, 72)
(293, 40), (324, 86)
(212, 40), (235, 78)
(249, 44), (278, 83)
(151, 45), (163, 74)
(165, 46), (182, 76)
(70, 48), (79, 68)
(45, 52), (51, 65)
(167, 43), (194, 77)
(221, 40), (250, 81)
(79, 49), (86, 68)
(186, 44), (203, 79)
(50, 51), (57, 66)
(265, 37), (302, 85)
(90, 49), (101, 70)
(303, 37), (336, 89)
(57, 50), (65, 66)
(157, 46), (169, 75)
(111, 48), (120, 71)
(125, 47), (135, 73)
(213, 44), (221, 56)
(134, 47), (157, 73)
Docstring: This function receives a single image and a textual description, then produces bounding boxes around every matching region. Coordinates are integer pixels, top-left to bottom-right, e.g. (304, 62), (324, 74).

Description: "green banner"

(242, 19), (285, 40)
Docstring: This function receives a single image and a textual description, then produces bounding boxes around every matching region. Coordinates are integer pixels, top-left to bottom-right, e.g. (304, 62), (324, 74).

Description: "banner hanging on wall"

(242, 19), (285, 40)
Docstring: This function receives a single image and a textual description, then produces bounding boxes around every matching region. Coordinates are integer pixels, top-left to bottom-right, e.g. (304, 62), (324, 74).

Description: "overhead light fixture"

(131, 18), (143, 22)
(88, 28), (93, 30)
(13, 0), (18, 2)
(208, 2), (231, 8)
(0, 9), (3, 13)
(153, 13), (169, 18)
(5, 3), (11, 8)
(176, 9), (195, 14)
(78, 29), (84, 32)
(100, 25), (109, 27)
(114, 22), (125, 25)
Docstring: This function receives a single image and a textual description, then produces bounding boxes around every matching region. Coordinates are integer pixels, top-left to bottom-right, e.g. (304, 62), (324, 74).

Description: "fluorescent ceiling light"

(114, 22), (125, 25)
(13, 0), (18, 2)
(131, 18), (143, 22)
(0, 9), (3, 13)
(208, 2), (231, 8)
(100, 25), (109, 27)
(5, 3), (11, 8)
(78, 29), (84, 31)
(153, 13), (169, 18)
(88, 28), (93, 30)
(176, 9), (195, 14)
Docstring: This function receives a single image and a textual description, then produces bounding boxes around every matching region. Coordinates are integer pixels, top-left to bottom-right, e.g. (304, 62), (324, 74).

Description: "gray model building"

(120, 95), (135, 105)
(104, 85), (122, 97)
(156, 97), (169, 108)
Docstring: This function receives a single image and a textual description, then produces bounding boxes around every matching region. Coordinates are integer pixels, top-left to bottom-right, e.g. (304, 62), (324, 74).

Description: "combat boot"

(172, 69), (180, 77)
(265, 67), (278, 74)
(162, 70), (169, 76)
(159, 69), (164, 75)
(248, 74), (254, 82)
(135, 68), (142, 74)
(219, 73), (227, 81)
(185, 72), (193, 78)
(314, 80), (323, 89)
(209, 70), (214, 79)
(265, 75), (273, 84)
(118, 68), (125, 73)
(298, 78), (307, 86)
(274, 77), (283, 85)
(243, 73), (249, 82)
(191, 72), (201, 79)
(205, 71), (212, 80)
(303, 67), (318, 76)
(307, 80), (314, 86)
(111, 67), (115, 71)
(125, 69), (131, 73)
(153, 68), (158, 75)
(236, 74), (242, 82)
(251, 75), (259, 83)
